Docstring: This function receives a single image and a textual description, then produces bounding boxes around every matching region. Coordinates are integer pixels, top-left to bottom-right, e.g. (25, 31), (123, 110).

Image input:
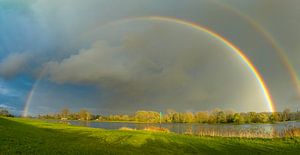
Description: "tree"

(78, 109), (91, 120)
(257, 113), (269, 123)
(296, 111), (300, 121)
(164, 109), (176, 123)
(134, 111), (160, 123)
(121, 115), (130, 121)
(69, 113), (79, 120)
(0, 108), (11, 117)
(225, 110), (235, 123)
(269, 112), (281, 122)
(248, 112), (258, 123)
(240, 112), (251, 123)
(60, 107), (70, 119)
(233, 113), (245, 124)
(194, 111), (209, 123)
(282, 108), (291, 121)
(208, 108), (220, 123)
(172, 112), (180, 123)
(216, 111), (227, 123)
(182, 112), (194, 123)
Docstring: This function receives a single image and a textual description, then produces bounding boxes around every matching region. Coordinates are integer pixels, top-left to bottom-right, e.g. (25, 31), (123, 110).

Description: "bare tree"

(78, 109), (91, 121)
(60, 107), (70, 119)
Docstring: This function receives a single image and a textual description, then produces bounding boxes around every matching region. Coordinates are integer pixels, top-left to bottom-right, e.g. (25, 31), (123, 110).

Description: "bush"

(0, 108), (13, 117)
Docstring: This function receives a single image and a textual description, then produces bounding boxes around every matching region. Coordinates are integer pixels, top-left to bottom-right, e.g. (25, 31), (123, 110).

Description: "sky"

(0, 0), (300, 116)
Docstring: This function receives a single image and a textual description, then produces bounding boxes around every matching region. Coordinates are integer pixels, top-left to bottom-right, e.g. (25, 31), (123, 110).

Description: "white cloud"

(0, 103), (21, 115)
(0, 104), (15, 110)
(0, 86), (9, 96)
(0, 80), (19, 97)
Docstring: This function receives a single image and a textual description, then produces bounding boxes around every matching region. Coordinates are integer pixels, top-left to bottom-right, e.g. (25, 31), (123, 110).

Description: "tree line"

(0, 107), (14, 117)
(37, 107), (300, 124)
(38, 108), (93, 121)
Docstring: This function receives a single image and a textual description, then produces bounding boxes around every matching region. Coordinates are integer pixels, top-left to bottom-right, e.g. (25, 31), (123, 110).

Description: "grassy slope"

(0, 117), (300, 155)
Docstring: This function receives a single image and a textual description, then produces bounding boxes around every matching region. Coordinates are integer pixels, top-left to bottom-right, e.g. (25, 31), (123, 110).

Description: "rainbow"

(23, 16), (276, 116)
(22, 81), (37, 117)
(22, 70), (46, 117)
(211, 0), (300, 99)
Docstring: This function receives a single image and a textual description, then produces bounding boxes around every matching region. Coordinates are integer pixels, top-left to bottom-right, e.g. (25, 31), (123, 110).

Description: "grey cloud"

(0, 52), (33, 78)
(42, 22), (268, 112)
(45, 41), (134, 85)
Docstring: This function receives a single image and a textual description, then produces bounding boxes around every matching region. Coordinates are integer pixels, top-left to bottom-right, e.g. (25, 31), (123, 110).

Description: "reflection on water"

(50, 120), (300, 136)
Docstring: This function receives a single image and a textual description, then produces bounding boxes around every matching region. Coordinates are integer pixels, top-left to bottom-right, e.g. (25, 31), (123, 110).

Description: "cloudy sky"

(0, 0), (300, 115)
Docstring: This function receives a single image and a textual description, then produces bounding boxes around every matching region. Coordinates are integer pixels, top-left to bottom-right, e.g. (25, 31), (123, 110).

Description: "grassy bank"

(1, 117), (300, 155)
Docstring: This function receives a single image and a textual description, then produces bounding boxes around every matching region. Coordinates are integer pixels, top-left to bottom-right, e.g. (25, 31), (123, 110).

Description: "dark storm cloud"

(1, 0), (299, 115)
(0, 52), (33, 78)
(41, 22), (268, 112)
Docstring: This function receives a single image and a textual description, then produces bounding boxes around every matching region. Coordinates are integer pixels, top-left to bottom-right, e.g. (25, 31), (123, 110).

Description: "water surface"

(49, 120), (300, 135)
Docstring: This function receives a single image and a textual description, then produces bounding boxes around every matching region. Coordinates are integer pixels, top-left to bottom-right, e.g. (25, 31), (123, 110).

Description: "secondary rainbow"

(211, 0), (300, 98)
(23, 16), (276, 116)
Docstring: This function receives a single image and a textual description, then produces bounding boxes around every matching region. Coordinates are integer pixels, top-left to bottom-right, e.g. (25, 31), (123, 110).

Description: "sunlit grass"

(1, 117), (300, 154)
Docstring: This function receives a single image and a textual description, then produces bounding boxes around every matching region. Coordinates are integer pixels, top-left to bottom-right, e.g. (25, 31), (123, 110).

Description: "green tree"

(172, 112), (181, 123)
(164, 109), (176, 123)
(269, 112), (281, 122)
(208, 108), (220, 123)
(225, 110), (235, 123)
(134, 111), (160, 123)
(194, 111), (209, 123)
(257, 113), (269, 123)
(182, 112), (194, 123)
(216, 111), (227, 123)
(248, 112), (258, 123)
(233, 113), (244, 124)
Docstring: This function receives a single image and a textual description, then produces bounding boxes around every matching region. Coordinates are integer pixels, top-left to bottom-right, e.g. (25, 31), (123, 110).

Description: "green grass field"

(1, 117), (300, 155)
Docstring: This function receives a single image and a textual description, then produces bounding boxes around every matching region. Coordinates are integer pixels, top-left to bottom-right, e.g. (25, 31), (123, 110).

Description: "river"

(52, 120), (300, 135)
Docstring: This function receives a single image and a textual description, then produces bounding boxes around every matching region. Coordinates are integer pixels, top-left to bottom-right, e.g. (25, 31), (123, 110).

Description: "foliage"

(38, 108), (92, 121)
(37, 107), (300, 124)
(134, 111), (160, 123)
(194, 111), (209, 123)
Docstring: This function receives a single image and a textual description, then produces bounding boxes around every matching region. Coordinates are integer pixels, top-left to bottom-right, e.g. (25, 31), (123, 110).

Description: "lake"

(52, 120), (300, 135)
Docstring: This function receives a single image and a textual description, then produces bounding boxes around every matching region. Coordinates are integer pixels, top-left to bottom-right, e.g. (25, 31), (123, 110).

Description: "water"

(49, 120), (300, 135)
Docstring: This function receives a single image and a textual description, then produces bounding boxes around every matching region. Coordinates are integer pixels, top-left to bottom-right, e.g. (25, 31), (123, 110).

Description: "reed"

(281, 126), (300, 138)
(143, 126), (170, 133)
(119, 127), (136, 131)
(119, 126), (170, 133)
(193, 126), (300, 138)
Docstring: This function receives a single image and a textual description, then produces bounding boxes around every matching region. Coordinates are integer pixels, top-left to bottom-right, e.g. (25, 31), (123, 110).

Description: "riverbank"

(1, 117), (300, 154)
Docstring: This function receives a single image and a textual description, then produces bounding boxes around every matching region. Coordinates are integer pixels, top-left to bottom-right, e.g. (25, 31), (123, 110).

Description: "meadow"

(1, 117), (300, 155)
